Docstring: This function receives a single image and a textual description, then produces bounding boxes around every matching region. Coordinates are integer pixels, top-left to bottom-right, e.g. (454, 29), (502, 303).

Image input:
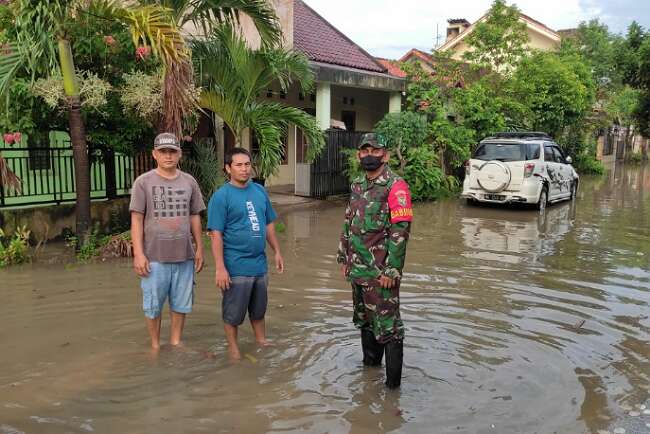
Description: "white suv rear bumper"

(461, 179), (542, 204)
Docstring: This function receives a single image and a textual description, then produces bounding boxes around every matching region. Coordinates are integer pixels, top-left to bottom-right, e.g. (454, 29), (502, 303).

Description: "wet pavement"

(1, 164), (650, 434)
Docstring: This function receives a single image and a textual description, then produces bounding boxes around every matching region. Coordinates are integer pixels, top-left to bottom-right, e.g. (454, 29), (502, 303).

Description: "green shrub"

(0, 226), (31, 267)
(345, 146), (458, 201)
(66, 227), (111, 262)
(181, 141), (226, 200)
(574, 154), (606, 175)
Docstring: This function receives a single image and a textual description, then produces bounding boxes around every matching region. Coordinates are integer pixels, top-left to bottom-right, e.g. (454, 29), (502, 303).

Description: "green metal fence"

(0, 143), (153, 209)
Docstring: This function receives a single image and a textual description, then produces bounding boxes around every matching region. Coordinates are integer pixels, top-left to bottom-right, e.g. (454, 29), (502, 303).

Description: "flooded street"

(2, 164), (650, 434)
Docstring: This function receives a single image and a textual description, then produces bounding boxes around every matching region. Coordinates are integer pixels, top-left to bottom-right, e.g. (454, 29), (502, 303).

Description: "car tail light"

(524, 163), (535, 178)
(464, 160), (470, 176)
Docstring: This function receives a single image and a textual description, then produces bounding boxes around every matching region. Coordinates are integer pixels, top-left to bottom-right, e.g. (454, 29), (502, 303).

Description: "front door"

(341, 110), (356, 131)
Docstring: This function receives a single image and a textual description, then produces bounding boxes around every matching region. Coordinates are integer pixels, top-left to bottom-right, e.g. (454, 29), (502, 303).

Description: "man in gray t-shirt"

(129, 132), (205, 350)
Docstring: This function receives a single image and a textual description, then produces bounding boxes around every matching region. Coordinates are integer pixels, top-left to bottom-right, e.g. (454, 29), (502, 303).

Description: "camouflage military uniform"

(336, 165), (413, 344)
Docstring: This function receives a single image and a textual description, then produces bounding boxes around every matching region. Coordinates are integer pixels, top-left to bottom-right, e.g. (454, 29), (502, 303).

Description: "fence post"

(104, 147), (117, 199)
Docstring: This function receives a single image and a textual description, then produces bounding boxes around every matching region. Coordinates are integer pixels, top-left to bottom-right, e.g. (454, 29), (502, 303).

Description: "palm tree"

(0, 0), (280, 239)
(1, 0), (189, 240)
(192, 25), (325, 179)
(144, 0), (281, 44)
(140, 0), (282, 135)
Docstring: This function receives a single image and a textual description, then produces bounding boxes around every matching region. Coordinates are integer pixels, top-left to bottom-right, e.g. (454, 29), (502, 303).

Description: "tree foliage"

(462, 0), (529, 74)
(350, 112), (456, 201)
(507, 51), (596, 138)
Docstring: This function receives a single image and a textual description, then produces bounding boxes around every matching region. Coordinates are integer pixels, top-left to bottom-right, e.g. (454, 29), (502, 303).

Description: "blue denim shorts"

(141, 261), (195, 319)
(222, 274), (268, 326)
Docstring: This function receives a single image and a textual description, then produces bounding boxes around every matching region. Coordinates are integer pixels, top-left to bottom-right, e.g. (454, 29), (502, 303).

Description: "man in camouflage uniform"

(336, 133), (413, 389)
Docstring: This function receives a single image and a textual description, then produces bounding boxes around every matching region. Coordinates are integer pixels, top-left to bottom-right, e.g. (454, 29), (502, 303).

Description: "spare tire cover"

(477, 161), (511, 193)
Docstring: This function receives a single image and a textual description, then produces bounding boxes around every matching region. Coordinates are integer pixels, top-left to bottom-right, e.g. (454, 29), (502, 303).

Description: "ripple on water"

(1, 167), (650, 433)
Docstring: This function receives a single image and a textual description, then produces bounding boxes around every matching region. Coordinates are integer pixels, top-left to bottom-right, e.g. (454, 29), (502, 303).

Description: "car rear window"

(473, 143), (540, 161)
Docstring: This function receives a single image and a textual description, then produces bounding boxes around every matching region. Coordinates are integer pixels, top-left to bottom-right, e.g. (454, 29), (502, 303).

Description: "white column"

(389, 91), (402, 113)
(316, 82), (331, 130)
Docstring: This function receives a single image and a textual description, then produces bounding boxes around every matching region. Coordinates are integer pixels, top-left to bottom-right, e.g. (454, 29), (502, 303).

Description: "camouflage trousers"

(351, 279), (404, 344)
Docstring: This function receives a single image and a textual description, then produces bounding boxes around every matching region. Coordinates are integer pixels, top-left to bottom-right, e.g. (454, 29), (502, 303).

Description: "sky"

(302, 0), (650, 59)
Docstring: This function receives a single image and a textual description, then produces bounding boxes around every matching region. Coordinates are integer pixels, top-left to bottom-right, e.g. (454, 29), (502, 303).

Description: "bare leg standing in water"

(130, 133), (205, 350)
(208, 148), (283, 360)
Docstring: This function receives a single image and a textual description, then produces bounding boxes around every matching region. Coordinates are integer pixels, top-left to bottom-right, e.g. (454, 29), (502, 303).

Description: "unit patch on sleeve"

(387, 180), (413, 223)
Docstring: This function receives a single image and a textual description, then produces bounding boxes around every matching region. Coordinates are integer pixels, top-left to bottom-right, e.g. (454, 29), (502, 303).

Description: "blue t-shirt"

(207, 182), (277, 277)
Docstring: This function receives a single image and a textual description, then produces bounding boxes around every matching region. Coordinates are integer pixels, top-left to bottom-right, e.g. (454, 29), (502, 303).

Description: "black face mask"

(360, 155), (384, 171)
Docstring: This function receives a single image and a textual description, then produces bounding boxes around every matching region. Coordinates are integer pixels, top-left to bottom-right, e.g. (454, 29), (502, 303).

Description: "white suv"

(461, 132), (579, 211)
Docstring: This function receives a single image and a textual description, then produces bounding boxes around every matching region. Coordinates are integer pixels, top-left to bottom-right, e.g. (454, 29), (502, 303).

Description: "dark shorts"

(222, 274), (268, 326)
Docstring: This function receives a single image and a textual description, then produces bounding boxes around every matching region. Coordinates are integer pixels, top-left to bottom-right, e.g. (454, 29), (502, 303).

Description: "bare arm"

(190, 214), (204, 272)
(131, 212), (150, 277)
(209, 231), (230, 290)
(266, 223), (284, 273)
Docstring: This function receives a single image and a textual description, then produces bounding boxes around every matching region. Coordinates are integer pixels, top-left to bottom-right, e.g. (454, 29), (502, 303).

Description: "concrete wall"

(596, 135), (616, 164)
(330, 85), (389, 132)
(238, 0), (293, 49)
(0, 198), (131, 243)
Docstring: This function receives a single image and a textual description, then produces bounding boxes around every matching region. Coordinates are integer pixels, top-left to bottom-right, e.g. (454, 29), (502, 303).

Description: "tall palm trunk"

(59, 39), (90, 241)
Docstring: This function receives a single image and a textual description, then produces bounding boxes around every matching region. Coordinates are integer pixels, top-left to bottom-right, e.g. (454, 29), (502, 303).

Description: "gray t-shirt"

(129, 170), (206, 263)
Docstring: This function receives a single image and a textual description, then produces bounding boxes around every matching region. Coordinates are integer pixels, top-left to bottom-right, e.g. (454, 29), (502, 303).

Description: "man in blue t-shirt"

(207, 147), (284, 360)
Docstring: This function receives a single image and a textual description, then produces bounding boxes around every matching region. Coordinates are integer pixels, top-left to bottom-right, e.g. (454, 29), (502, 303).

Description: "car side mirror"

(565, 156), (573, 164)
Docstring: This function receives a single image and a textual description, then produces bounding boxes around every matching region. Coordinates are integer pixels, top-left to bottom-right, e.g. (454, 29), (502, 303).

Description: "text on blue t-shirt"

(207, 182), (277, 277)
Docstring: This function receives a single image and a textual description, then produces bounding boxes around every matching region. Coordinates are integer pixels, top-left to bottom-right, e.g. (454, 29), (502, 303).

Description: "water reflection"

(461, 201), (576, 264)
(1, 165), (650, 433)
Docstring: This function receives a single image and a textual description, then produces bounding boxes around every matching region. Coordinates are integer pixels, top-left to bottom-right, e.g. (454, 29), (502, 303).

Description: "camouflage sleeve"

(336, 202), (352, 264)
(382, 221), (411, 279)
(382, 180), (413, 279)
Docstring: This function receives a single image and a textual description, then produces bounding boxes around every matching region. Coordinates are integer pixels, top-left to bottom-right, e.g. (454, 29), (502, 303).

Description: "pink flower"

(135, 46), (151, 61)
(3, 133), (14, 145)
(103, 35), (116, 46)
(12, 132), (21, 143)
(183, 135), (192, 142)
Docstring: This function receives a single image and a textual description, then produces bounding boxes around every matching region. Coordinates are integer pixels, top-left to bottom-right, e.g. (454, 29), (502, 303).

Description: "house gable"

(293, 0), (387, 73)
(439, 12), (561, 54)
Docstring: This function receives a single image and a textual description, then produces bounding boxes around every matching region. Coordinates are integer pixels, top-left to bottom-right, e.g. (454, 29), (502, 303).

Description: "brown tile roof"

(293, 0), (386, 73)
(399, 48), (436, 66)
(375, 58), (407, 78)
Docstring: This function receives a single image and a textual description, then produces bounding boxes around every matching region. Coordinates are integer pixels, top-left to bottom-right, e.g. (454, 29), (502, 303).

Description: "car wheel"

(537, 186), (548, 213)
(570, 182), (578, 201)
(466, 198), (477, 206)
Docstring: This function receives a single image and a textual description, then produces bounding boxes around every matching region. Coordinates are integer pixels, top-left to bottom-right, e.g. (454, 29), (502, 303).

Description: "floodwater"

(1, 164), (650, 434)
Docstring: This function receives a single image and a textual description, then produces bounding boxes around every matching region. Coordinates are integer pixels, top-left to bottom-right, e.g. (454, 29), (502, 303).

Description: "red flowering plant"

(135, 45), (151, 61)
(103, 35), (117, 47)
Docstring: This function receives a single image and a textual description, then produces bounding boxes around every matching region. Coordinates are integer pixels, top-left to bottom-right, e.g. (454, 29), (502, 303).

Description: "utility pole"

(433, 23), (445, 50)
